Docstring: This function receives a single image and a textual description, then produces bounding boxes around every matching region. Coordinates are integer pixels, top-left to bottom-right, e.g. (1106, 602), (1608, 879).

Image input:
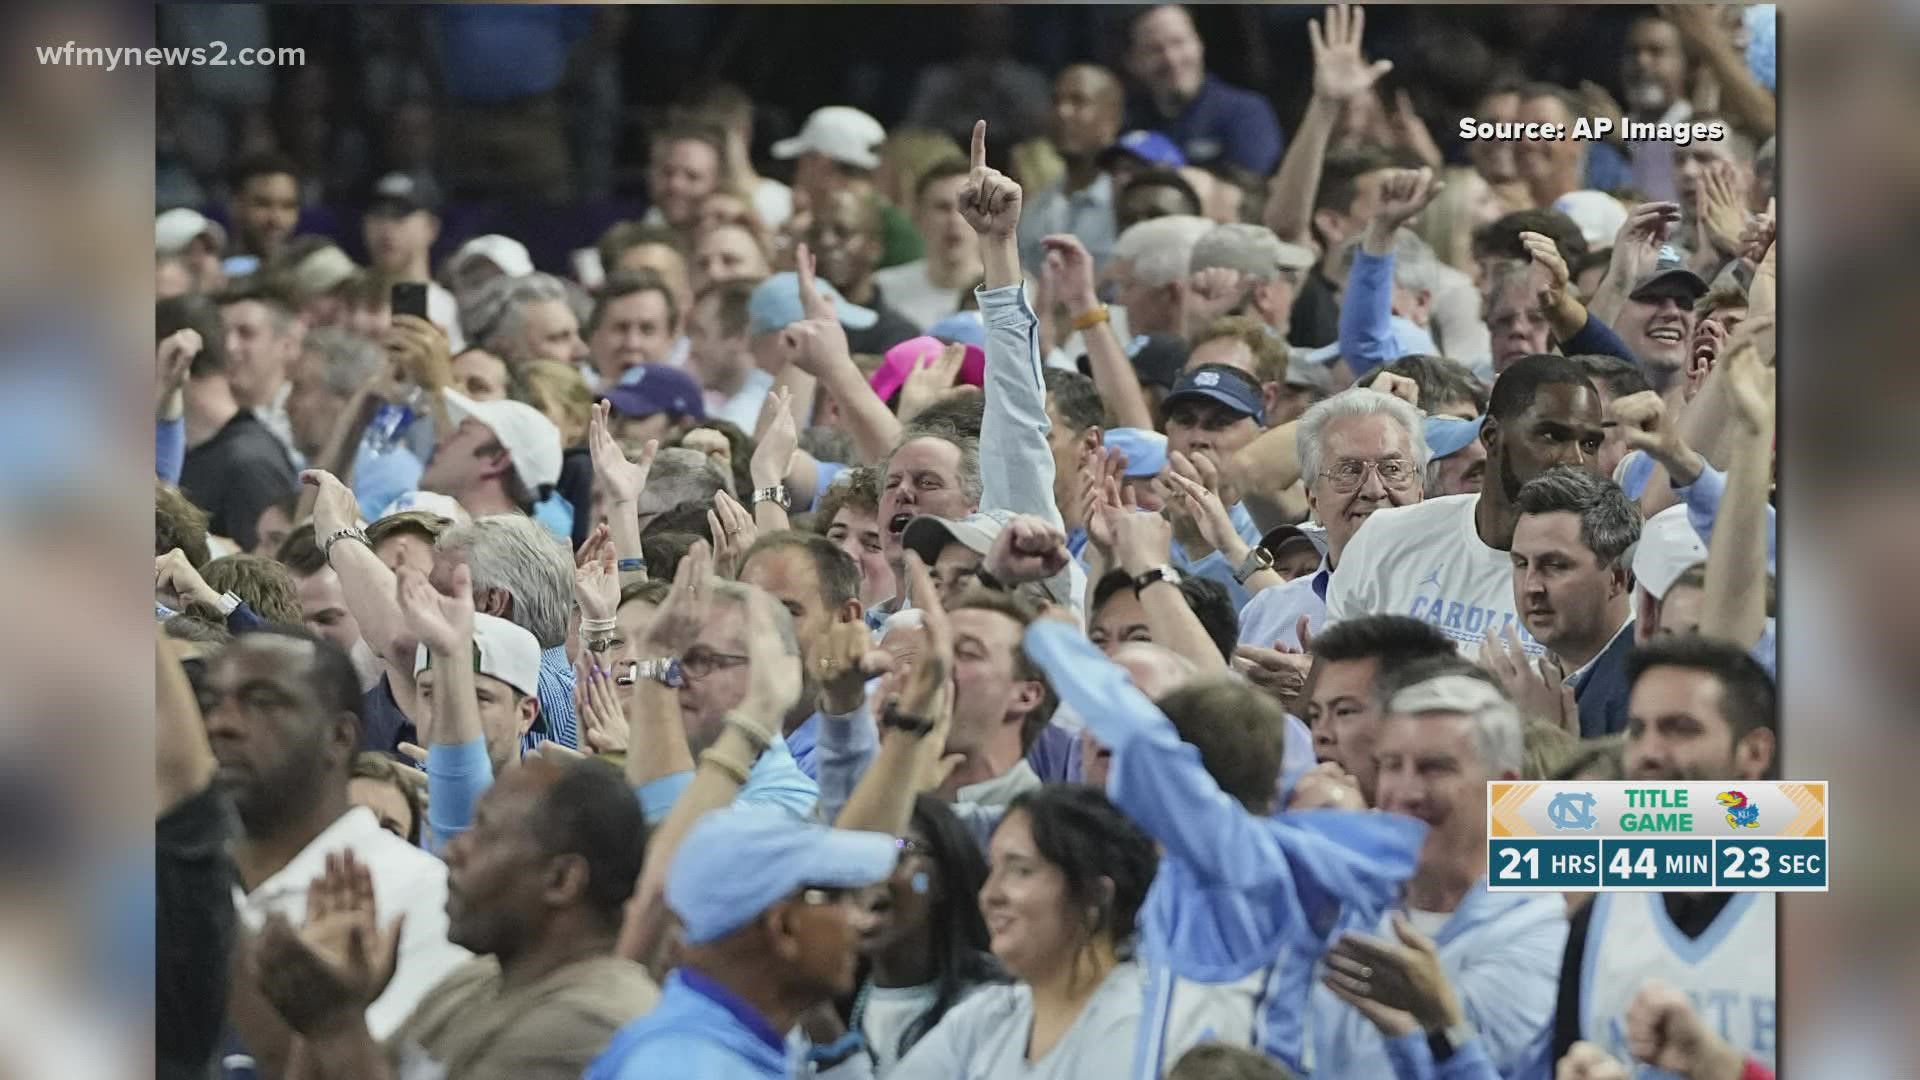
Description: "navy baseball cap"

(1162, 365), (1266, 426)
(601, 364), (706, 421)
(366, 171), (442, 217)
(1629, 246), (1709, 302)
(1102, 130), (1186, 169)
(667, 807), (900, 945)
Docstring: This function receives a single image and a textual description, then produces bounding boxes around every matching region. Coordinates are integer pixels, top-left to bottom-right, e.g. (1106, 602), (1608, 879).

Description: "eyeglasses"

(795, 885), (862, 908)
(894, 837), (926, 858)
(680, 649), (750, 679)
(1319, 458), (1416, 493)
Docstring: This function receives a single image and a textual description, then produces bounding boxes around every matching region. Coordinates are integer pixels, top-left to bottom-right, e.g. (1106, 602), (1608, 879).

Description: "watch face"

(662, 658), (685, 689)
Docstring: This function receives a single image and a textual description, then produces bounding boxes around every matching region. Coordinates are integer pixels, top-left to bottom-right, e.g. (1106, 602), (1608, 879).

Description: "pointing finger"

(970, 120), (987, 171)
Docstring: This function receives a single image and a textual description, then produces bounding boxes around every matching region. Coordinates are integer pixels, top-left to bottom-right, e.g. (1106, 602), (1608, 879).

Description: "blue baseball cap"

(667, 807), (901, 945)
(1424, 415), (1486, 459)
(1628, 246), (1709, 303)
(602, 364), (706, 421)
(1101, 428), (1168, 478)
(1163, 366), (1266, 426)
(747, 272), (880, 336)
(927, 311), (987, 350)
(1103, 130), (1186, 169)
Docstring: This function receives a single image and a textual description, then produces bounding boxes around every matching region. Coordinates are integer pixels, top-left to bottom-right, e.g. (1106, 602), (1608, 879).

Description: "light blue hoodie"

(587, 969), (791, 1080)
(1023, 622), (1429, 1078)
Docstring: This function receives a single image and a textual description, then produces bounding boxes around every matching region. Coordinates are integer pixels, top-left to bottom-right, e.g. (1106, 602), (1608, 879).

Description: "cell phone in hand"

(391, 281), (429, 321)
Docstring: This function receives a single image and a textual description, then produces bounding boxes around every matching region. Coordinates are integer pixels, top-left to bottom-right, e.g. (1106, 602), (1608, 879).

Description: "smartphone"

(391, 281), (429, 321)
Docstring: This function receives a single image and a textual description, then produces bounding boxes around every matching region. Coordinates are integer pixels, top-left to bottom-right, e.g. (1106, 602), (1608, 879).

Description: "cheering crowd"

(155, 5), (1781, 1079)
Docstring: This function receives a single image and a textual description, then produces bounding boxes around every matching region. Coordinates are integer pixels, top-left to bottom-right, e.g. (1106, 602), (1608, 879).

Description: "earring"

(910, 872), (930, 896)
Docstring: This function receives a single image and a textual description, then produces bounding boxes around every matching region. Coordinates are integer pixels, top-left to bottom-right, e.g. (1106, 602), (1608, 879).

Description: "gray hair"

(470, 272), (574, 353)
(302, 327), (385, 398)
(887, 432), (984, 508)
(1295, 387), (1431, 490)
(436, 515), (575, 648)
(1389, 674), (1525, 776)
(1514, 466), (1643, 569)
(637, 448), (731, 515)
(1114, 215), (1216, 289)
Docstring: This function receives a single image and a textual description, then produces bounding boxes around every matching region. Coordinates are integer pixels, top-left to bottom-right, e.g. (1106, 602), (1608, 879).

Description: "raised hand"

(750, 386), (800, 488)
(589, 401), (657, 508)
(156, 328), (201, 414)
(1609, 202), (1683, 285)
(1722, 322), (1776, 434)
(1041, 234), (1099, 312)
(985, 514), (1072, 584)
(301, 469), (364, 540)
(707, 489), (759, 578)
(1287, 760), (1367, 811)
(1163, 452), (1241, 557)
(1624, 980), (1747, 1079)
(1370, 167), (1444, 234)
(1325, 913), (1467, 1033)
(898, 552), (957, 734)
(574, 526), (619, 624)
(1310, 4), (1394, 103)
(813, 617), (895, 716)
(643, 540), (716, 656)
(740, 588), (804, 723)
(254, 851), (403, 1037)
(1108, 503), (1174, 577)
(1232, 644), (1313, 710)
(1555, 1042), (1633, 1080)
(793, 241), (837, 322)
(896, 342), (967, 425)
(1478, 625), (1577, 735)
(1368, 370), (1423, 411)
(957, 121), (1021, 240)
(1696, 159), (1750, 260)
(1608, 390), (1699, 481)
(396, 563), (474, 658)
(575, 659), (630, 755)
(385, 314), (452, 393)
(1520, 230), (1572, 308)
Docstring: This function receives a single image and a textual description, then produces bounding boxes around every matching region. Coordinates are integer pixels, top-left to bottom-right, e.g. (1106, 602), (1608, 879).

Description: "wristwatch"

(1131, 564), (1183, 596)
(1233, 545), (1275, 585)
(212, 590), (243, 617)
(880, 702), (938, 737)
(1426, 1021), (1478, 1063)
(321, 526), (371, 563)
(632, 657), (685, 689)
(751, 484), (790, 510)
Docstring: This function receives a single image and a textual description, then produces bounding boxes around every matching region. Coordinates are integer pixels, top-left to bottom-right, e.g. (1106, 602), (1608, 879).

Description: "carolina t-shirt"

(1324, 494), (1545, 658)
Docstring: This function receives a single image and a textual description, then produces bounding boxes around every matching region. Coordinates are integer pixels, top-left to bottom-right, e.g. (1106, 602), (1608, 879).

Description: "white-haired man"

(471, 273), (589, 370)
(1312, 674), (1567, 1079)
(1239, 387), (1427, 652)
(1112, 213), (1217, 338)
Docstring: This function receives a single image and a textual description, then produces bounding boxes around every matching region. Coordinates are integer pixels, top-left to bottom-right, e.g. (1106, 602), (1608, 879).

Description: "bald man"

(1019, 64), (1127, 274)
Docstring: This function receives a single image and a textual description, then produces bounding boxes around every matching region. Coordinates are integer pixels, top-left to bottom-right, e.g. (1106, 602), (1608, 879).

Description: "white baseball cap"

(450, 234), (534, 279)
(414, 612), (542, 699)
(441, 388), (564, 492)
(1552, 190), (1629, 251)
(155, 208), (227, 255)
(772, 107), (887, 170)
(1630, 504), (1708, 602)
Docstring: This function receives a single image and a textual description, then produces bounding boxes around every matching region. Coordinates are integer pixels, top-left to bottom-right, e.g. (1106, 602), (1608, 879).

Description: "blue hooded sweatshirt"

(587, 969), (791, 1080)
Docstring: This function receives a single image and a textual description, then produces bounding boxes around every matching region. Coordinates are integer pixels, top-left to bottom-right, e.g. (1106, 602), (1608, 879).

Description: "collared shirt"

(1237, 557), (1331, 650)
(707, 368), (774, 433)
(526, 645), (578, 754)
(955, 759), (1042, 810)
(1129, 74), (1286, 175)
(1017, 172), (1117, 276)
(232, 807), (472, 1041)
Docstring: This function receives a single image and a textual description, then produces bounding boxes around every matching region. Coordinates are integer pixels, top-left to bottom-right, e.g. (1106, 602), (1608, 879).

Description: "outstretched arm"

(1263, 5), (1394, 249)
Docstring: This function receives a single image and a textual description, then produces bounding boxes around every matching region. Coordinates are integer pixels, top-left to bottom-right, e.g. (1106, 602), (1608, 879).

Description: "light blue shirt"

(635, 734), (818, 826)
(1672, 460), (1777, 676)
(978, 283), (1080, 610)
(1310, 885), (1567, 1079)
(1337, 248), (1440, 378)
(1237, 559), (1330, 650)
(1170, 501), (1264, 613)
(1024, 622), (1427, 1078)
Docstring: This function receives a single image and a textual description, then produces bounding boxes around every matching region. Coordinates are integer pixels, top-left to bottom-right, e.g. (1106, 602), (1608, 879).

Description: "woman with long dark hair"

(844, 795), (1006, 1073)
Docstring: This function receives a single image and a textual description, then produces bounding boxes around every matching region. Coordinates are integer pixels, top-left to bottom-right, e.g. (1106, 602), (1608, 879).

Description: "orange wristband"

(1071, 305), (1111, 331)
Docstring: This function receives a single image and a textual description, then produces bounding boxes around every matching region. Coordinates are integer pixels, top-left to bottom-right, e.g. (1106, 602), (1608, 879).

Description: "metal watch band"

(752, 484), (790, 510)
(1233, 546), (1274, 585)
(321, 526), (371, 563)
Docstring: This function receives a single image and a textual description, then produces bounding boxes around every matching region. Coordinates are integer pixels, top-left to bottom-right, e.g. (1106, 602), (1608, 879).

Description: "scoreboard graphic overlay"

(1488, 781), (1827, 893)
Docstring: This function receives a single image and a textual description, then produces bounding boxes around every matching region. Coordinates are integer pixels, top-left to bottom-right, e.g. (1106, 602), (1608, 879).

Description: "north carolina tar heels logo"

(1196, 371), (1221, 387)
(1547, 791), (1599, 831)
(1717, 790), (1761, 829)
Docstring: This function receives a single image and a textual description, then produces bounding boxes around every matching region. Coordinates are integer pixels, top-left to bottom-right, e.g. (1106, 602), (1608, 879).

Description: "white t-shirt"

(1324, 494), (1546, 658)
(862, 982), (940, 1074)
(707, 367), (774, 433)
(427, 281), (466, 354)
(872, 259), (965, 333)
(233, 806), (473, 1040)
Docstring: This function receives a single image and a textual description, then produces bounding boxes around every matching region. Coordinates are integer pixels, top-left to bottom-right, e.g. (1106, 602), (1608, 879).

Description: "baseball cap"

(1103, 130), (1186, 169)
(1304, 317), (1439, 368)
(375, 491), (470, 525)
(367, 171), (443, 217)
(1163, 365), (1266, 426)
(771, 106), (887, 170)
(1284, 346), (1337, 394)
(286, 244), (359, 299)
(1629, 246), (1709, 303)
(1259, 523), (1328, 561)
(870, 336), (986, 404)
(927, 311), (988, 350)
(1424, 415), (1486, 460)
(1101, 428), (1168, 478)
(1190, 223), (1313, 281)
(441, 388), (564, 490)
(667, 806), (900, 945)
(1630, 504), (1708, 601)
(155, 208), (227, 255)
(1389, 674), (1514, 717)
(747, 272), (879, 336)
(1078, 334), (1189, 393)
(601, 364), (707, 422)
(413, 612), (542, 699)
(451, 235), (535, 280)
(902, 510), (1009, 567)
(1551, 190), (1628, 251)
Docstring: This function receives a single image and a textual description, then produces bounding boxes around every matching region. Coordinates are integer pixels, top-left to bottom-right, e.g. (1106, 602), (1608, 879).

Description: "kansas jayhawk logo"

(1716, 790), (1761, 829)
